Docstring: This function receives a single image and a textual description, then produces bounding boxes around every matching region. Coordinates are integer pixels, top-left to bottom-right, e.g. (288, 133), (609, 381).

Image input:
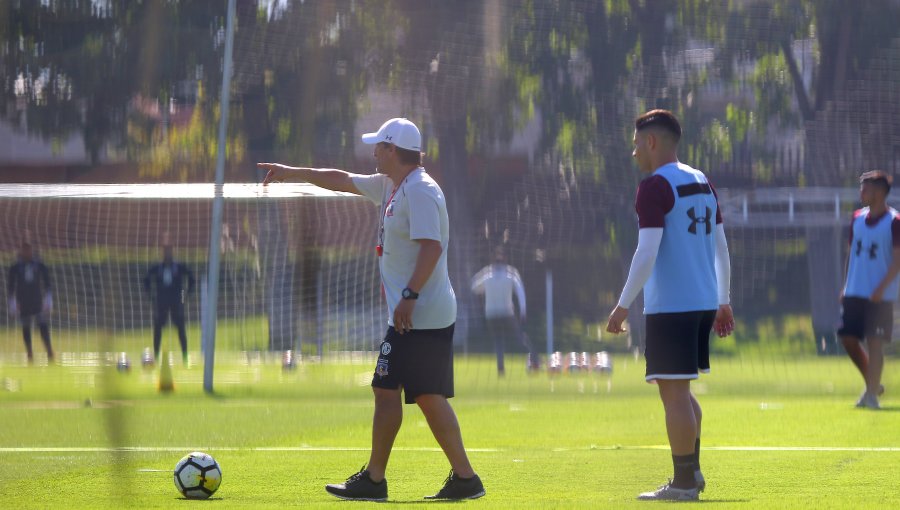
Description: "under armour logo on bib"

(687, 206), (712, 235)
(856, 240), (879, 259)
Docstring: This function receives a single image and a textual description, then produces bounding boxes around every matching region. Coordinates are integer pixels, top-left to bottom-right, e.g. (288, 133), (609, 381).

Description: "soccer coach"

(258, 118), (484, 502)
(606, 109), (734, 501)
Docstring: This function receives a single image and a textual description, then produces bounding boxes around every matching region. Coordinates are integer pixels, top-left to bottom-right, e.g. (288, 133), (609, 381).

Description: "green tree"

(1, 1), (234, 169)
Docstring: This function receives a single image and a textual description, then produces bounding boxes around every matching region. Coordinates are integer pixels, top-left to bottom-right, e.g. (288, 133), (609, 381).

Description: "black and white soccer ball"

(173, 451), (222, 499)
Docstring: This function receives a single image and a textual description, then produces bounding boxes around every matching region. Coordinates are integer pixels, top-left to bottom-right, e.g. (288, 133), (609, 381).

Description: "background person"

(143, 242), (195, 365)
(838, 170), (900, 410)
(471, 247), (538, 374)
(7, 241), (54, 364)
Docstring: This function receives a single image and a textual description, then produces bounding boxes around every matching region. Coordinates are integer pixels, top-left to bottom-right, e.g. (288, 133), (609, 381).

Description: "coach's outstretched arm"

(257, 163), (360, 195)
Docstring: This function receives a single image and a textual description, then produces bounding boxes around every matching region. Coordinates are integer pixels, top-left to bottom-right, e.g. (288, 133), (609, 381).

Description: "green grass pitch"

(0, 353), (898, 508)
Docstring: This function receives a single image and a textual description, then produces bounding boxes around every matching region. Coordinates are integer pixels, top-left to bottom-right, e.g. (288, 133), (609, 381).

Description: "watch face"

(402, 288), (411, 298)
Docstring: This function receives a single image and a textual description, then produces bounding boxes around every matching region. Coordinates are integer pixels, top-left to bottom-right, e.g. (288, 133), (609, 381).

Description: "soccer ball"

(173, 452), (222, 499)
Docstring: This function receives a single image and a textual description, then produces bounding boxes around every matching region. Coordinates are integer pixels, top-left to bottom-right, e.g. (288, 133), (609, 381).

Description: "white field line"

(0, 446), (499, 453)
(3, 445), (900, 453)
(552, 445), (900, 452)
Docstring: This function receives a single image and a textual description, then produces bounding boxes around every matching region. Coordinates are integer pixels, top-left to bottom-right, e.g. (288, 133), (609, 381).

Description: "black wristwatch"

(402, 287), (419, 300)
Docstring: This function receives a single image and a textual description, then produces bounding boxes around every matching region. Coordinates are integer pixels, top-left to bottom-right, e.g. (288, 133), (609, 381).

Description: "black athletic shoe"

(424, 471), (485, 500)
(325, 466), (387, 501)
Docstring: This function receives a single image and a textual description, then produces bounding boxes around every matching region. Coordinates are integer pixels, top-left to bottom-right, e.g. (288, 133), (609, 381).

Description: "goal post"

(203, 0), (237, 394)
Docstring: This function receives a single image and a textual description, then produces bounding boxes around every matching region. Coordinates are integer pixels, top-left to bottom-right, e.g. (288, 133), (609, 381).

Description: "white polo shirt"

(352, 168), (456, 329)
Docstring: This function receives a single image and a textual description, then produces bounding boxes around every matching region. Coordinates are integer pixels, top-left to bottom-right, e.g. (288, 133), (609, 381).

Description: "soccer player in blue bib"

(606, 110), (734, 501)
(839, 171), (900, 410)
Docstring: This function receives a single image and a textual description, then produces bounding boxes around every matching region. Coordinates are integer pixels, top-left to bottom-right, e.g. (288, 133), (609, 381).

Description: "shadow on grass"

(374, 501), (468, 505)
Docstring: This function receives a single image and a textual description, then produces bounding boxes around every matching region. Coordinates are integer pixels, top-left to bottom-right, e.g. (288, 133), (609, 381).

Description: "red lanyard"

(376, 185), (400, 257)
(384, 185), (399, 217)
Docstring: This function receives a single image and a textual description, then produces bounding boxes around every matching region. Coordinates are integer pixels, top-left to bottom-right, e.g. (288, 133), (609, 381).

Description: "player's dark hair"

(635, 109), (682, 143)
(860, 170), (892, 194)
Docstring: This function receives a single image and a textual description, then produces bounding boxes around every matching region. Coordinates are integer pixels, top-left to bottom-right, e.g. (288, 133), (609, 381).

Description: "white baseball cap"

(361, 118), (422, 151)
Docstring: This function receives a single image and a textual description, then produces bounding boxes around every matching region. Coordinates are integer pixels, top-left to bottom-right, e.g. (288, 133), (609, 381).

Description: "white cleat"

(637, 482), (699, 501)
(856, 391), (882, 410)
(863, 393), (881, 410)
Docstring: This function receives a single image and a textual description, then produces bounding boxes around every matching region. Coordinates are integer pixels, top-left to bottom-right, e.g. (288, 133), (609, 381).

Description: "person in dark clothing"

(7, 241), (54, 363)
(143, 244), (194, 364)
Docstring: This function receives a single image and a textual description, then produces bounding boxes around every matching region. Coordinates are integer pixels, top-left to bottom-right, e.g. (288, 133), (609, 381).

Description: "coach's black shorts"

(645, 310), (716, 381)
(838, 297), (893, 342)
(372, 324), (455, 404)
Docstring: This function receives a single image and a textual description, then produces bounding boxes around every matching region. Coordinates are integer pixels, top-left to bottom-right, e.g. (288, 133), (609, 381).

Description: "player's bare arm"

(840, 250), (849, 303)
(606, 306), (629, 334)
(870, 246), (900, 303)
(393, 239), (442, 334)
(257, 163), (360, 194)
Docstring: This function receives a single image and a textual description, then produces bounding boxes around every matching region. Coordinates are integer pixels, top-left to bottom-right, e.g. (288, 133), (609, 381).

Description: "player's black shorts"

(372, 324), (455, 404)
(18, 312), (50, 327)
(838, 297), (894, 342)
(645, 310), (716, 381)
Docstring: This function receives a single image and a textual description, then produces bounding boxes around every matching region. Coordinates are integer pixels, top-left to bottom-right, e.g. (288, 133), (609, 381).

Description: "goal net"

(0, 183), (384, 364)
(2, 1), (900, 382)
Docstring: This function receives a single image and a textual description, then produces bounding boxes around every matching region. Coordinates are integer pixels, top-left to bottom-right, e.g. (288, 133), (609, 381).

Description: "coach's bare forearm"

(406, 239), (443, 293)
(258, 163), (359, 194)
(874, 247), (900, 298)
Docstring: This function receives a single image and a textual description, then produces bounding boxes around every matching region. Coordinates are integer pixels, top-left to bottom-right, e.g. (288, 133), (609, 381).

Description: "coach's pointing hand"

(606, 305), (628, 335)
(258, 163), (293, 185)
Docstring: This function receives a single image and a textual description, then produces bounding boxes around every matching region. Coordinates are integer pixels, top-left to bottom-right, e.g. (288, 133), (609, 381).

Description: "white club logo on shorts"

(380, 342), (392, 356)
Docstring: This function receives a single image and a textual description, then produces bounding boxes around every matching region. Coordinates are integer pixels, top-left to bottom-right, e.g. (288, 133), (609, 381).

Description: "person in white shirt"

(258, 117), (484, 502)
(471, 247), (537, 374)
